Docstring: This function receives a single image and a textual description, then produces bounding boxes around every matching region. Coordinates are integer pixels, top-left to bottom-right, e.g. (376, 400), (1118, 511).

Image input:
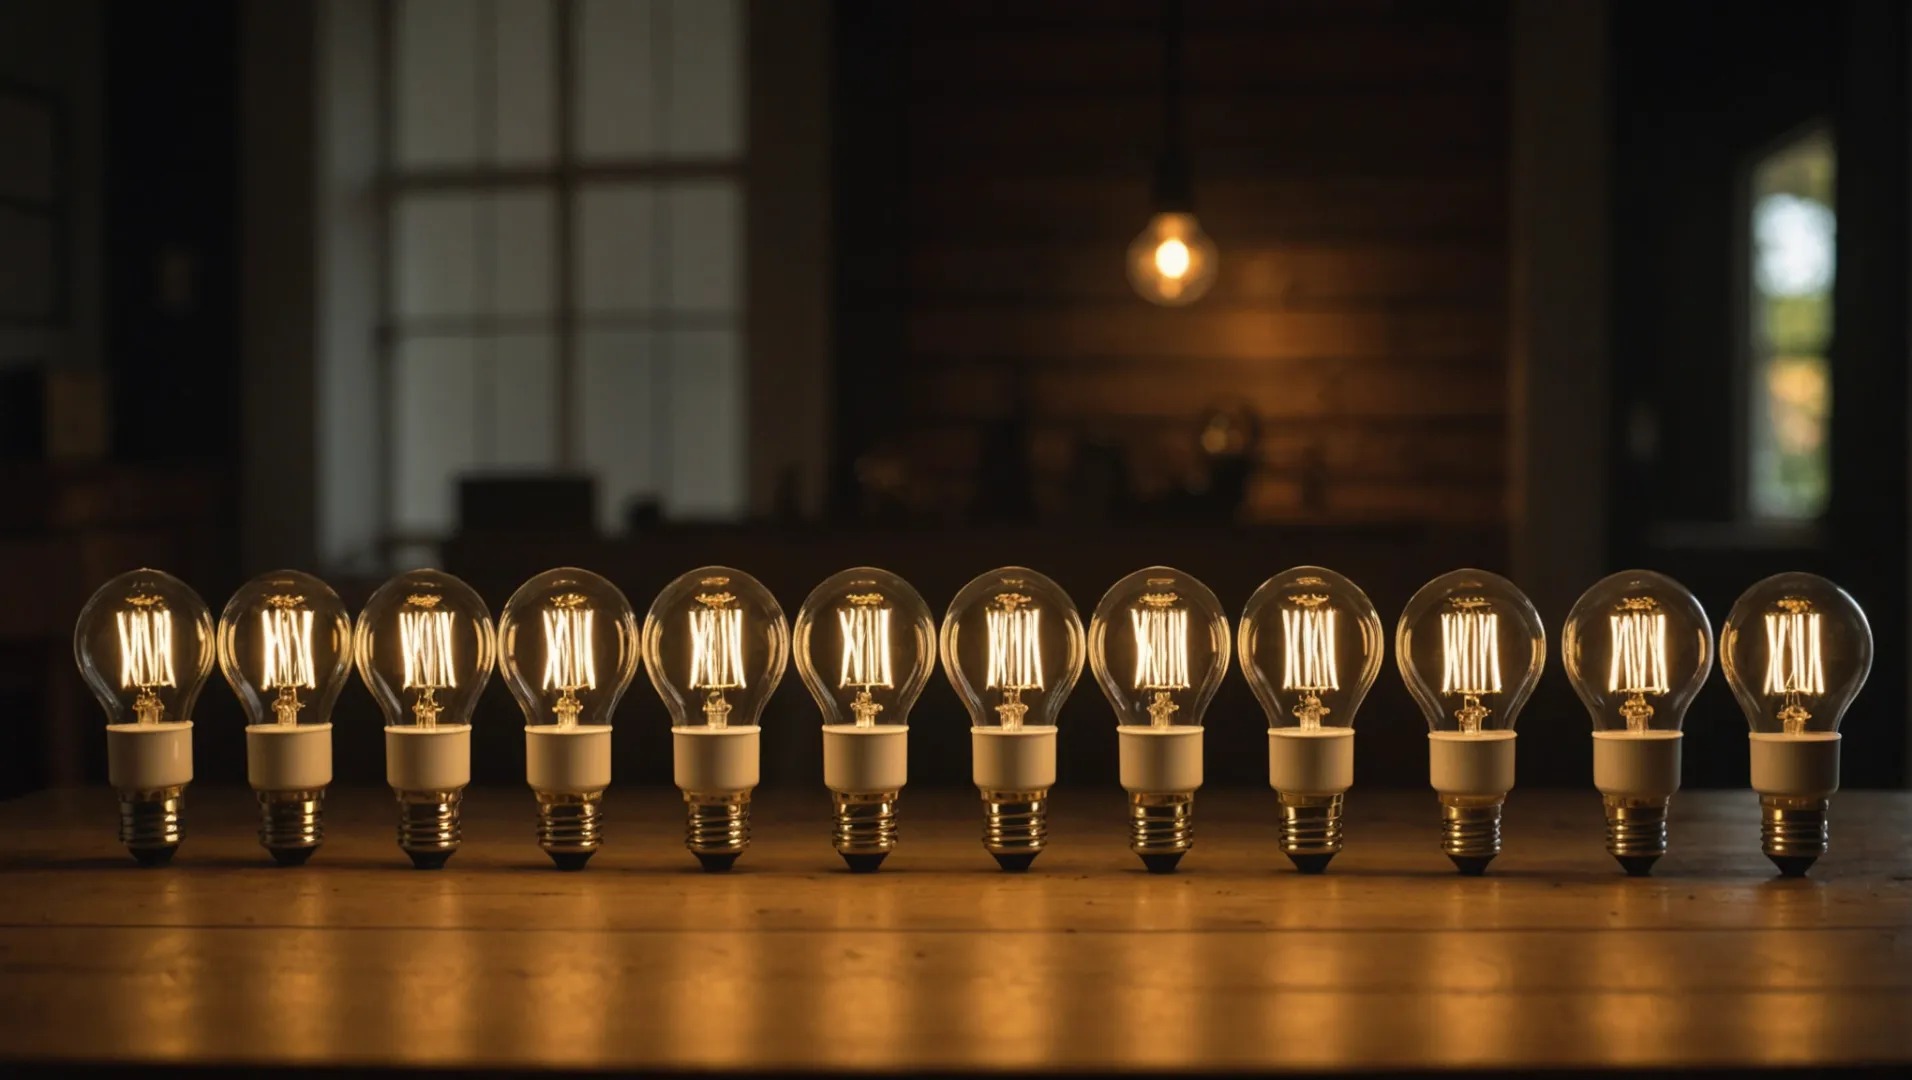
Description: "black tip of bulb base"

(840, 853), (888, 873)
(695, 852), (740, 873)
(1615, 854), (1659, 878)
(1287, 852), (1336, 875)
(269, 846), (318, 867)
(406, 849), (454, 870)
(992, 852), (1039, 872)
(548, 851), (595, 872)
(1449, 854), (1495, 876)
(1139, 852), (1185, 874)
(1768, 854), (1817, 878)
(129, 846), (177, 867)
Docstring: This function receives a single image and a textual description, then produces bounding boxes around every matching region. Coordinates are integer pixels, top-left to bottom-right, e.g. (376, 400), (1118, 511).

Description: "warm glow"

(1764, 605), (1824, 734)
(838, 602), (894, 690)
(1130, 604), (1190, 692)
(1440, 608), (1501, 732)
(1608, 611), (1670, 695)
(399, 609), (457, 691)
(261, 606), (317, 691)
(688, 607), (746, 691)
(1281, 606), (1340, 692)
(541, 605), (598, 693)
(1154, 237), (1191, 280)
(985, 595), (1044, 729)
(117, 607), (177, 691)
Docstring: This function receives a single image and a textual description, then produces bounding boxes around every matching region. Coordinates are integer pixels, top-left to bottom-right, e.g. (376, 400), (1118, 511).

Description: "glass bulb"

(794, 567), (936, 728)
(1563, 570), (1712, 734)
(1127, 211), (1218, 306)
(1088, 566), (1229, 728)
(1721, 571), (1871, 736)
(1396, 568), (1546, 734)
(940, 566), (1085, 731)
(642, 566), (788, 730)
(217, 570), (353, 728)
(499, 567), (640, 730)
(1239, 566), (1385, 732)
(353, 569), (496, 730)
(74, 569), (215, 728)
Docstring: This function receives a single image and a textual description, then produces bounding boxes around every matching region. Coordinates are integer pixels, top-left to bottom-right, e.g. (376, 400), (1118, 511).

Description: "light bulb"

(643, 566), (788, 871)
(73, 569), (214, 865)
(1088, 566), (1229, 873)
(353, 568), (496, 868)
(1396, 568), (1545, 874)
(1127, 211), (1218, 306)
(940, 566), (1084, 871)
(217, 570), (352, 865)
(1562, 570), (1713, 876)
(1720, 572), (1872, 876)
(498, 567), (640, 870)
(794, 567), (936, 872)
(1239, 566), (1384, 873)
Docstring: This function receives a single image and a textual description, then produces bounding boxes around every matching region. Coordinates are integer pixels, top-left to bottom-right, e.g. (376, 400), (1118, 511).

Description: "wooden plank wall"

(835, 0), (1511, 524)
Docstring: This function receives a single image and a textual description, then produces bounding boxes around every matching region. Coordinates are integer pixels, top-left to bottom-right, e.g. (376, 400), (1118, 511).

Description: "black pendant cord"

(1155, 0), (1193, 213)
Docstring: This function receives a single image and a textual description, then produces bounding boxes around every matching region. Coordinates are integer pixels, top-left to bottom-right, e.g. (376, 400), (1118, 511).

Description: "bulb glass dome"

(1239, 566), (1384, 732)
(1089, 566), (1228, 728)
(353, 569), (495, 729)
(218, 570), (352, 728)
(499, 567), (640, 730)
(1562, 570), (1712, 734)
(1396, 568), (1545, 734)
(941, 566), (1084, 731)
(75, 569), (215, 727)
(643, 566), (788, 729)
(1720, 571), (1871, 735)
(794, 567), (935, 728)
(1127, 212), (1218, 306)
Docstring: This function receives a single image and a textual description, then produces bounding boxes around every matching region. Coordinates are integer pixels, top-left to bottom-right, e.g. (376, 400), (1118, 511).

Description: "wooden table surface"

(0, 785), (1908, 1074)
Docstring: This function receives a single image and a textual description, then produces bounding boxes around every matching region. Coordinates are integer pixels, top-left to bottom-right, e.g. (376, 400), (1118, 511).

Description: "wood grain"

(0, 787), (1908, 1071)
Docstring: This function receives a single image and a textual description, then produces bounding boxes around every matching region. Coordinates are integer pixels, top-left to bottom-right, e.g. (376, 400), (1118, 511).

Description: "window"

(382, 0), (745, 550)
(1745, 127), (1834, 521)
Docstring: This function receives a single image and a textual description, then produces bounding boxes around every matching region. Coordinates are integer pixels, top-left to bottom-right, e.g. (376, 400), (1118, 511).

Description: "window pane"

(493, 0), (556, 164)
(574, 0), (658, 159)
(666, 0), (743, 157)
(665, 329), (744, 517)
(493, 191), (556, 316)
(576, 185), (657, 313)
(665, 181), (742, 312)
(577, 330), (659, 531)
(487, 333), (559, 466)
(393, 336), (480, 534)
(396, 194), (479, 318)
(1747, 129), (1834, 521)
(396, 0), (479, 167)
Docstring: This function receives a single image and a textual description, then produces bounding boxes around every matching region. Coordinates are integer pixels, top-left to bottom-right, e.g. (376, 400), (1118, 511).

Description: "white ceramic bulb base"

(1749, 731), (1841, 877)
(1428, 730), (1516, 875)
(1591, 730), (1682, 876)
(1269, 727), (1355, 873)
(823, 725), (908, 871)
(675, 725), (760, 871)
(973, 726), (1056, 871)
(106, 722), (193, 865)
(1118, 725), (1202, 872)
(386, 725), (471, 869)
(526, 725), (612, 871)
(246, 723), (332, 865)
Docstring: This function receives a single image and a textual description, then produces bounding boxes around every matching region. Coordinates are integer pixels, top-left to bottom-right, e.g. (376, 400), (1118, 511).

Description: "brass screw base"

(258, 789), (324, 866)
(981, 789), (1048, 871)
(1761, 794), (1829, 878)
(686, 790), (750, 872)
(1603, 794), (1669, 877)
(832, 790), (900, 872)
(395, 788), (463, 869)
(536, 790), (604, 871)
(1439, 793), (1504, 875)
(1277, 791), (1345, 874)
(1129, 791), (1193, 873)
(118, 785), (186, 866)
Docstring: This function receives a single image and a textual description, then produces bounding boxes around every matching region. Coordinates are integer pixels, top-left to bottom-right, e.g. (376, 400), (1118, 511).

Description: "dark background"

(1, 0), (1905, 797)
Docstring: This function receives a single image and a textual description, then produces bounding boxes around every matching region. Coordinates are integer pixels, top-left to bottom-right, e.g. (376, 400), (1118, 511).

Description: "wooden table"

(0, 786), (1908, 1073)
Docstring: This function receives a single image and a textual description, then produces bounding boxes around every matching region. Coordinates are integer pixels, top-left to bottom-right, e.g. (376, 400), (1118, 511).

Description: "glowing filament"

(1608, 612), (1669, 694)
(399, 608), (456, 727)
(117, 606), (176, 725)
(986, 599), (1044, 729)
(260, 604), (316, 726)
(1281, 605), (1339, 730)
(1440, 610), (1501, 732)
(838, 601), (893, 727)
(1154, 238), (1191, 280)
(1130, 607), (1190, 691)
(542, 605), (597, 728)
(1764, 609), (1824, 734)
(689, 600), (746, 728)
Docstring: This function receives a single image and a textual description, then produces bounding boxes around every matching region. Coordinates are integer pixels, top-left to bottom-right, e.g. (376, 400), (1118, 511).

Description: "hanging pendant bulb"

(1130, 0), (1217, 307)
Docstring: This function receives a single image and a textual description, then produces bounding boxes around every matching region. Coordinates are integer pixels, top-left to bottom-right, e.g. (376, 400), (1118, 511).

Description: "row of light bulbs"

(74, 563), (1870, 878)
